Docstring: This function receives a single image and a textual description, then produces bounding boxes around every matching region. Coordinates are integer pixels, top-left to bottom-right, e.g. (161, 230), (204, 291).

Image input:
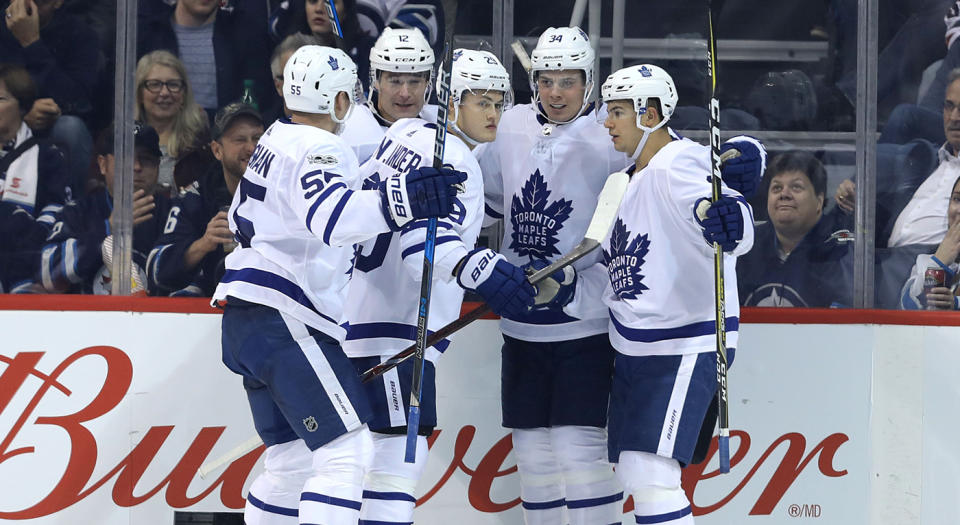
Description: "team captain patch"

(307, 153), (339, 167)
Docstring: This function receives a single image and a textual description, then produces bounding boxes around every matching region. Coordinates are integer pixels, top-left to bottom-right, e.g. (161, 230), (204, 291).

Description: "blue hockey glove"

(720, 136), (766, 199)
(456, 248), (536, 318)
(521, 259), (577, 309)
(380, 166), (466, 231)
(699, 196), (744, 252)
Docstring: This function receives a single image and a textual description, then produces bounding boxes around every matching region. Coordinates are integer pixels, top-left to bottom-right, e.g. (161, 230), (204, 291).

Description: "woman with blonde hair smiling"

(134, 50), (209, 191)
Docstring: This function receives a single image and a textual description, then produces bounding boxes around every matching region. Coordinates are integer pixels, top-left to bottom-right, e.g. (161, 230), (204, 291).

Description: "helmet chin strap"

(331, 97), (354, 135)
(448, 100), (481, 147)
(628, 117), (669, 161)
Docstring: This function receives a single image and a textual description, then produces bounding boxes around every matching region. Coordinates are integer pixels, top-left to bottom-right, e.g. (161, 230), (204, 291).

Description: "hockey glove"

(720, 136), (766, 199)
(698, 196), (744, 252)
(521, 259), (577, 309)
(379, 166), (467, 231)
(456, 248), (536, 318)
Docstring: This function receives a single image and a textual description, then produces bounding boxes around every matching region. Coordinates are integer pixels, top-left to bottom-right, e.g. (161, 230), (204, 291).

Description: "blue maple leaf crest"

(328, 55), (339, 70)
(452, 49), (464, 61)
(509, 170), (573, 259)
(602, 218), (650, 300)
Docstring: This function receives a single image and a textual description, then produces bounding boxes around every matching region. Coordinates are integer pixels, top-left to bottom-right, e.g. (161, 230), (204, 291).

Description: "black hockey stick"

(707, 0), (731, 474)
(403, 16), (457, 464)
(362, 171), (630, 384)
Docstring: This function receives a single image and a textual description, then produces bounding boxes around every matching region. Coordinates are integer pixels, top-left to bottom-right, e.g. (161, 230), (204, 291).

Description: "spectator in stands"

(134, 50), (209, 192)
(738, 151), (854, 307)
(0, 201), (48, 293)
(273, 0), (376, 91)
(0, 63), (68, 218)
(836, 68), (960, 247)
(39, 122), (173, 294)
(138, 0), (274, 119)
(147, 102), (263, 297)
(267, 32), (322, 122)
(354, 0), (444, 61)
(900, 174), (960, 309)
(1, 0), (98, 197)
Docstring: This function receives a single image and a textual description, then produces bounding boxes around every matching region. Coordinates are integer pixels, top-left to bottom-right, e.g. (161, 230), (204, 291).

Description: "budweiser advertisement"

(0, 304), (951, 524)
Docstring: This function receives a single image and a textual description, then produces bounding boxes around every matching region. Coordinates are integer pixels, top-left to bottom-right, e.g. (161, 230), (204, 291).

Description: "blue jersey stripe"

(609, 312), (739, 343)
(400, 235), (461, 260)
(566, 492), (623, 509)
(635, 505), (692, 523)
(521, 498), (566, 510)
(322, 190), (353, 245)
(246, 494), (298, 516)
(300, 492), (362, 510)
(343, 321), (451, 353)
(305, 182), (347, 233)
(221, 268), (336, 324)
(361, 490), (416, 502)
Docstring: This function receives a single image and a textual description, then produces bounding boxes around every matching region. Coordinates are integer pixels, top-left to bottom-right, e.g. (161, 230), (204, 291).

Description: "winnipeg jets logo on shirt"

(509, 170), (573, 259)
(603, 218), (650, 300)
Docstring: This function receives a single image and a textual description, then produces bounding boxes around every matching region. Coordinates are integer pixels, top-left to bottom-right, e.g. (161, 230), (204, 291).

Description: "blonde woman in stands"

(134, 50), (209, 193)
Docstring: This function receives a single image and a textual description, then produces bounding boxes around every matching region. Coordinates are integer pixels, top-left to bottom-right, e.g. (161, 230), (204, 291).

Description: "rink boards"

(0, 298), (956, 525)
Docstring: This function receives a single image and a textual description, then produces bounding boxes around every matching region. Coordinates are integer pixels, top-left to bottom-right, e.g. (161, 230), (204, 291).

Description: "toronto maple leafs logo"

(453, 49), (464, 61)
(603, 218), (650, 300)
(328, 55), (339, 70)
(509, 170), (573, 259)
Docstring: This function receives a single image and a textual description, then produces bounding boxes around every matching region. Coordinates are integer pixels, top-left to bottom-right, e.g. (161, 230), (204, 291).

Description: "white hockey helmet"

(602, 64), (678, 128)
(283, 45), (358, 123)
(448, 49), (513, 107)
(530, 26), (596, 122)
(369, 28), (435, 97)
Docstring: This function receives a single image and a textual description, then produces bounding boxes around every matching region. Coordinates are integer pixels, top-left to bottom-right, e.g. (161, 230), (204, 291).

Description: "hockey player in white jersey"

(365, 27), (439, 129)
(213, 45), (466, 525)
(342, 48), (536, 525)
(478, 27), (766, 525)
(600, 64), (753, 525)
(477, 27), (629, 524)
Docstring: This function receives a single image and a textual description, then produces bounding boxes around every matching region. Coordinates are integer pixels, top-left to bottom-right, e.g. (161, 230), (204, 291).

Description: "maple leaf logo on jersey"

(509, 170), (573, 259)
(603, 218), (650, 300)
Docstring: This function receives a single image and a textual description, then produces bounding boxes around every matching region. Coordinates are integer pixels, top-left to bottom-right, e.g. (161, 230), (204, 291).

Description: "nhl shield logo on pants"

(303, 416), (319, 432)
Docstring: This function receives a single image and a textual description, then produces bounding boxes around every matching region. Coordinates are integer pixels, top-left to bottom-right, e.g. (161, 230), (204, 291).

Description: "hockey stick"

(404, 15), (457, 464)
(198, 434), (263, 479)
(511, 40), (532, 75)
(707, 0), (731, 474)
(325, 0), (344, 39)
(197, 173), (629, 475)
(361, 170), (630, 384)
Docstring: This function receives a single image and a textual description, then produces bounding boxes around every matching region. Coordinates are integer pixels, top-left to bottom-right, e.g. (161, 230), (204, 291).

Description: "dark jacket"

(147, 163), (233, 297)
(39, 186), (172, 294)
(737, 215), (854, 308)
(137, 0), (276, 118)
(0, 6), (99, 116)
(0, 135), (70, 215)
(0, 201), (49, 292)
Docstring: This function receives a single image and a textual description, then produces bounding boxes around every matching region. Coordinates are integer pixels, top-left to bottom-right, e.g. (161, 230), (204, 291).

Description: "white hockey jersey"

(478, 103), (630, 342)
(342, 118), (484, 363)
(341, 104), (384, 164)
(602, 138), (754, 357)
(212, 118), (392, 341)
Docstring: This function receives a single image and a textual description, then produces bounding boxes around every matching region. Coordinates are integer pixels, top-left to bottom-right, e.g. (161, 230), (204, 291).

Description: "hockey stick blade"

(361, 171), (630, 383)
(511, 40), (532, 75)
(197, 434), (264, 479)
